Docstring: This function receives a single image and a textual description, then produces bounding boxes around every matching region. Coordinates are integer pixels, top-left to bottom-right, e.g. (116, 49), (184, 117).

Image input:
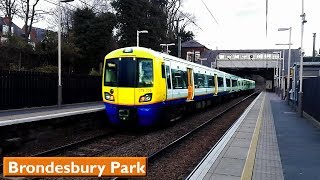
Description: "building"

(181, 40), (208, 62)
(0, 16), (24, 43)
(22, 25), (47, 43)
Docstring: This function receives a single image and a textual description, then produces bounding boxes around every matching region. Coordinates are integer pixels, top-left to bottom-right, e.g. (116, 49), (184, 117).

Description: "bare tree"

(19, 0), (43, 42)
(165, 0), (181, 39)
(178, 12), (196, 32)
(47, 4), (74, 36)
(164, 0), (196, 40)
(77, 0), (112, 14)
(0, 0), (19, 36)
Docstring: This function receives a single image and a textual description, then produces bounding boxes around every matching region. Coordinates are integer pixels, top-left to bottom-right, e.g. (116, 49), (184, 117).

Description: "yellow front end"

(102, 47), (166, 126)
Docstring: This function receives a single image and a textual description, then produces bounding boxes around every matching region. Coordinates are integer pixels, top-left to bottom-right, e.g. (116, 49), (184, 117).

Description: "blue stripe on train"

(104, 91), (233, 126)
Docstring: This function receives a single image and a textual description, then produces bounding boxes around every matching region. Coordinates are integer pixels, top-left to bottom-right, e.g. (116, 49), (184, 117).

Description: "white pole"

(282, 49), (285, 99)
(137, 30), (139, 47)
(298, 0), (306, 115)
(287, 27), (292, 101)
(58, 0), (62, 108)
(278, 52), (280, 93)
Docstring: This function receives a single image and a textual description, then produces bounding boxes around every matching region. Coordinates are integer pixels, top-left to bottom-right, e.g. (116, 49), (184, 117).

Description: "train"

(102, 47), (255, 127)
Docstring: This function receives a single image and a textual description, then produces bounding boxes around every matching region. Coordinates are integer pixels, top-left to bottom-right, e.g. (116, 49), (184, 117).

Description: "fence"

(0, 70), (102, 110)
(303, 77), (320, 122)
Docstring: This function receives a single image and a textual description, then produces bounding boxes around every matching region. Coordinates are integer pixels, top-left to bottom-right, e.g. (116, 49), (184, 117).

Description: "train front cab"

(102, 47), (166, 127)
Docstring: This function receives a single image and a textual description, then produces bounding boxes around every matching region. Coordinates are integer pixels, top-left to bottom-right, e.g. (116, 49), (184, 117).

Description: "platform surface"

(188, 92), (320, 180)
(0, 102), (104, 126)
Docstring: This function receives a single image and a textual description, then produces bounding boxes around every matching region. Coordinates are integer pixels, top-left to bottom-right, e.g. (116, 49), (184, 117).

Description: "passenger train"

(102, 47), (255, 127)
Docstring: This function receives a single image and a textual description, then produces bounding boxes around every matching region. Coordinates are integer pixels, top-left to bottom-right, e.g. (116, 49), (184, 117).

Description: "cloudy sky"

(10, 0), (320, 56)
(183, 0), (320, 56)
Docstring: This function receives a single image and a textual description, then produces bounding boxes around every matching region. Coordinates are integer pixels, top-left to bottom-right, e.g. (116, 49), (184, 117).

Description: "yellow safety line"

(241, 92), (266, 180)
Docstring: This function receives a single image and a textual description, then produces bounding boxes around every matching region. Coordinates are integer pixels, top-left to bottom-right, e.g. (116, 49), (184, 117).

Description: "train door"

(214, 74), (218, 95)
(165, 61), (173, 100)
(223, 73), (227, 92)
(187, 68), (194, 100)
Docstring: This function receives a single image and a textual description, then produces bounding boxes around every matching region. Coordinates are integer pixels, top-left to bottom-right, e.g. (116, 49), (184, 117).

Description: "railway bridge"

(181, 42), (300, 92)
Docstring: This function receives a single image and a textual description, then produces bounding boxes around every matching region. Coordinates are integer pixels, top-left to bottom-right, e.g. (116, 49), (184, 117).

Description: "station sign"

(217, 53), (280, 61)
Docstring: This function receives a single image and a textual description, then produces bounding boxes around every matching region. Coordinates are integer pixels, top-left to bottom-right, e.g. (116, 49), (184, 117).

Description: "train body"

(102, 47), (255, 127)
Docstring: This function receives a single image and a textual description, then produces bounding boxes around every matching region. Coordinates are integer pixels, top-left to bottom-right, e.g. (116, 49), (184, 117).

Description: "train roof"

(106, 47), (254, 82)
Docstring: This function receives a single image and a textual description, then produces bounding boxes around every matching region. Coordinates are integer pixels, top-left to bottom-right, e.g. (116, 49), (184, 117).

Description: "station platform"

(187, 92), (320, 180)
(0, 102), (104, 127)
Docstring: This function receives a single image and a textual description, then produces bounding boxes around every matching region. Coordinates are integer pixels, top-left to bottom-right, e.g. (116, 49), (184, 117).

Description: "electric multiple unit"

(102, 47), (255, 127)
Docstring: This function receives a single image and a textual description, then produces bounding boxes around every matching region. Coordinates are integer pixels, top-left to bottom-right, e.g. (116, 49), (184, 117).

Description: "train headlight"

(139, 93), (152, 102)
(105, 92), (114, 101)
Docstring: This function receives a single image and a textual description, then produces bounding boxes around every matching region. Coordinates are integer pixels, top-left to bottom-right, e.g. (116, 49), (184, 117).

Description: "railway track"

(148, 92), (258, 162)
(0, 92), (258, 178)
(110, 91), (259, 179)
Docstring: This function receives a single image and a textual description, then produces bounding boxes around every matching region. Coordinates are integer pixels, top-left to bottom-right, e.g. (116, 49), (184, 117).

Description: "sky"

(8, 0), (320, 56)
(182, 0), (320, 56)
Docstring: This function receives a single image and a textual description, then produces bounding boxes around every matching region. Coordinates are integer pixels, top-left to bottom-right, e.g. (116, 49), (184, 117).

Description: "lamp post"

(174, 18), (184, 58)
(298, 0), (307, 116)
(275, 46), (291, 99)
(278, 27), (292, 102)
(136, 30), (148, 47)
(273, 51), (282, 95)
(58, 0), (74, 108)
(160, 43), (175, 54)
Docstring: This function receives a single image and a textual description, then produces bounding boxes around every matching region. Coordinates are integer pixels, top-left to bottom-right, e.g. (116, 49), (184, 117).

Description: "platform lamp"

(298, 0), (307, 116)
(278, 27), (292, 103)
(275, 43), (293, 100)
(160, 43), (175, 54)
(272, 51), (282, 95)
(58, 0), (74, 108)
(137, 30), (148, 47)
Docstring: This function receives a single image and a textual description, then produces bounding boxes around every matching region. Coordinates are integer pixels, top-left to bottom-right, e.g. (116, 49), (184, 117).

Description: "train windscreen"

(104, 58), (153, 87)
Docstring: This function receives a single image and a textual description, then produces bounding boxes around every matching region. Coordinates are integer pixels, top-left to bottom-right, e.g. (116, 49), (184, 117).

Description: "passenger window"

(195, 73), (205, 88)
(232, 80), (237, 87)
(226, 79), (231, 87)
(208, 76), (214, 87)
(172, 69), (187, 89)
(218, 77), (223, 87)
(204, 75), (209, 88)
(161, 64), (165, 78)
(165, 65), (171, 89)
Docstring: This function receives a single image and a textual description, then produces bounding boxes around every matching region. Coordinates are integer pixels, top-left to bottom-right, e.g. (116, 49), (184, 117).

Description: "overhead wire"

(43, 0), (78, 9)
(177, 9), (204, 32)
(200, 0), (219, 25)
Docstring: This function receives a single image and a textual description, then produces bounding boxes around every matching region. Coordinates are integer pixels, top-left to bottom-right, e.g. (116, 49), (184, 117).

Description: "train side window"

(195, 73), (204, 88)
(194, 73), (199, 88)
(226, 78), (231, 87)
(172, 69), (187, 89)
(232, 80), (237, 87)
(208, 76), (214, 87)
(161, 64), (165, 78)
(182, 71), (188, 88)
(204, 75), (209, 88)
(165, 65), (171, 89)
(199, 74), (205, 88)
(218, 77), (224, 87)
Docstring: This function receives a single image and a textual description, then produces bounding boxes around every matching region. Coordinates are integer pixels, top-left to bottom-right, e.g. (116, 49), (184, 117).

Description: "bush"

(34, 65), (58, 73)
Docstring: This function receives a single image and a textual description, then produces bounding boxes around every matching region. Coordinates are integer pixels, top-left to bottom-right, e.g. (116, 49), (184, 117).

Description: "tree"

(72, 8), (116, 73)
(165, 0), (182, 40)
(179, 29), (194, 42)
(19, 0), (42, 42)
(46, 4), (75, 40)
(0, 0), (19, 36)
(112, 0), (167, 50)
